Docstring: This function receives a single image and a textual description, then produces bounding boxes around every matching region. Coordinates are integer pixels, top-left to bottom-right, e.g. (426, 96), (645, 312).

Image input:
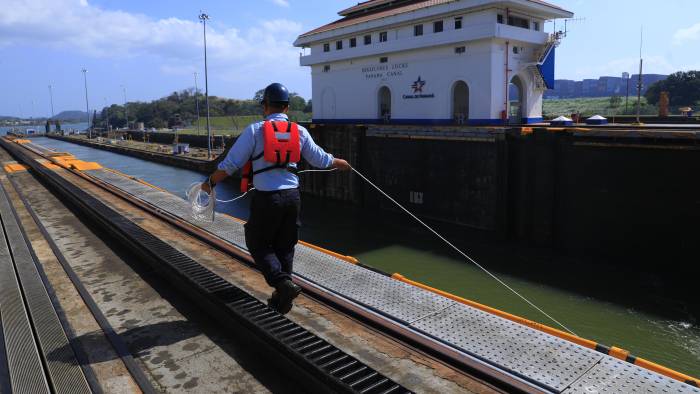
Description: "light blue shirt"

(217, 113), (334, 191)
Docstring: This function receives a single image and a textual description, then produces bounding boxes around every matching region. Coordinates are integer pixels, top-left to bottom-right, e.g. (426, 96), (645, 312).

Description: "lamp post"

(635, 27), (644, 125)
(199, 12), (212, 159)
(48, 85), (55, 119)
(194, 72), (201, 136)
(121, 85), (128, 129)
(103, 97), (109, 132)
(82, 68), (91, 138)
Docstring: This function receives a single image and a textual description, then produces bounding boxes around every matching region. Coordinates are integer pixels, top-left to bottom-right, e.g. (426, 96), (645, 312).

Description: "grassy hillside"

(178, 112), (311, 136)
(543, 97), (657, 118)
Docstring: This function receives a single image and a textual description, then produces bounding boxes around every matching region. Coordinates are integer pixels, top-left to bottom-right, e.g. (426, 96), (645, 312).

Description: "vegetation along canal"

(25, 136), (700, 378)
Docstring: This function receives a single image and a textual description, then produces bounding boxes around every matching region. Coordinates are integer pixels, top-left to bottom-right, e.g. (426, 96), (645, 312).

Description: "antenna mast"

(635, 26), (644, 124)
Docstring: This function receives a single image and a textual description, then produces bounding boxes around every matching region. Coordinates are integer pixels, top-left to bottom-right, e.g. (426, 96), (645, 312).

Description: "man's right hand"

(332, 158), (351, 171)
(201, 182), (212, 194)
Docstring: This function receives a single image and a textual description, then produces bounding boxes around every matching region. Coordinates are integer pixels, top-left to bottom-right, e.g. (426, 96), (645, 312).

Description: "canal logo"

(404, 76), (434, 99)
(411, 76), (426, 93)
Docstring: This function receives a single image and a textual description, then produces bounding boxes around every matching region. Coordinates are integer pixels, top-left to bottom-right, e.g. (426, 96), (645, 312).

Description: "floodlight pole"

(625, 77), (630, 114)
(48, 85), (55, 119)
(194, 72), (201, 136)
(635, 61), (643, 123)
(199, 12), (212, 159)
(121, 85), (129, 129)
(635, 27), (643, 124)
(82, 68), (91, 138)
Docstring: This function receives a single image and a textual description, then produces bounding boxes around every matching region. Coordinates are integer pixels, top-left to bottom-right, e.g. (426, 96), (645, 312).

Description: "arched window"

(452, 81), (469, 124)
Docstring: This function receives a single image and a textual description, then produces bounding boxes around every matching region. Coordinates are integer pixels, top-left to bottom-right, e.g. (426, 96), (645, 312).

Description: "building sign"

(362, 63), (408, 79)
(403, 76), (435, 99)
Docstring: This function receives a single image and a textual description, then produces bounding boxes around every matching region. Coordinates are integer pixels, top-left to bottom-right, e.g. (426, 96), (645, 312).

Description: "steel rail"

(8, 140), (546, 394)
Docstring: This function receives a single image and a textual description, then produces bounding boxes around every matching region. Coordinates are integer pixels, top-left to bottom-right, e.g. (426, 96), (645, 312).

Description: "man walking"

(202, 83), (350, 314)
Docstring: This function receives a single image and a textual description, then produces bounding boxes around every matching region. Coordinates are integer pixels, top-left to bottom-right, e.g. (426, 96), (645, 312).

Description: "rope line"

(189, 165), (575, 335)
(198, 168), (339, 204)
(216, 190), (254, 203)
(350, 166), (578, 336)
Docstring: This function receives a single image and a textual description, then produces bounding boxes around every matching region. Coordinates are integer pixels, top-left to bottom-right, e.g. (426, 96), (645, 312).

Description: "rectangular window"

(455, 46), (466, 54)
(433, 20), (443, 33)
(350, 37), (357, 47)
(414, 24), (423, 36)
(336, 40), (343, 50)
(508, 15), (530, 29)
(323, 65), (330, 72)
(533, 21), (540, 31)
(380, 57), (388, 63)
(364, 34), (372, 45)
(323, 43), (330, 52)
(455, 17), (462, 30)
(379, 31), (388, 42)
(497, 14), (504, 24)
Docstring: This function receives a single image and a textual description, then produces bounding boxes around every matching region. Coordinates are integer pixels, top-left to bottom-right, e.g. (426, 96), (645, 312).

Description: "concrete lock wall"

(302, 125), (700, 268)
(125, 131), (234, 150)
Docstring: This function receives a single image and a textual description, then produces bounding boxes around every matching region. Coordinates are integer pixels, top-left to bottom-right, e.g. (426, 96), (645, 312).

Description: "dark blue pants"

(244, 188), (301, 287)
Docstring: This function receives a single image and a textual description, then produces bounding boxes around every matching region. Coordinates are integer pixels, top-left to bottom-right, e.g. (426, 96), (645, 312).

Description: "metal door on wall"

(378, 86), (391, 123)
(509, 76), (524, 124)
(452, 81), (469, 124)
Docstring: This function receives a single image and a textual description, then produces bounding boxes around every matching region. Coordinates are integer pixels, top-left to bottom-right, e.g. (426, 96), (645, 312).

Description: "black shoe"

(276, 280), (301, 315)
(267, 291), (279, 310)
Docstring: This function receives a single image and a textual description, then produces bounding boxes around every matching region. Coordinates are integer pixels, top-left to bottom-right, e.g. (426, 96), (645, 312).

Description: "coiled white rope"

(349, 165), (578, 336)
(186, 182), (216, 222)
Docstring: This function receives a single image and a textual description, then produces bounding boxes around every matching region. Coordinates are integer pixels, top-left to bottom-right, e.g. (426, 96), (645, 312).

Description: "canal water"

(14, 136), (700, 378)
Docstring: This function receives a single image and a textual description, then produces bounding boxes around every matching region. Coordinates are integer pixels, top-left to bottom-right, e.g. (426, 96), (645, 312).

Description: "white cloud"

(0, 0), (306, 90)
(673, 22), (700, 45)
(271, 0), (291, 7)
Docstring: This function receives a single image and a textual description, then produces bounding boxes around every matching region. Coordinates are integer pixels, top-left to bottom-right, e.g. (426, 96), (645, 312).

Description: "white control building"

(294, 0), (573, 125)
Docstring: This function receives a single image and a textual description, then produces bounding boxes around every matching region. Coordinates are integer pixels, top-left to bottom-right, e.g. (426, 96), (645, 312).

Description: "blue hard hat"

(261, 83), (290, 104)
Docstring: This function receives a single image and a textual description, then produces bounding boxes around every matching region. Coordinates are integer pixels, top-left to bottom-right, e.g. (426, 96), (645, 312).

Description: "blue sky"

(1, 0), (699, 117)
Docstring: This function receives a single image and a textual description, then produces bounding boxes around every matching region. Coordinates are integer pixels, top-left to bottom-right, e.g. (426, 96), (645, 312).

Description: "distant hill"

(544, 74), (668, 99)
(53, 110), (88, 121)
(0, 116), (20, 121)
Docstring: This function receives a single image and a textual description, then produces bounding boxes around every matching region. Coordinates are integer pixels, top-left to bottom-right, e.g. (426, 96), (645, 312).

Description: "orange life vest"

(240, 121), (301, 192)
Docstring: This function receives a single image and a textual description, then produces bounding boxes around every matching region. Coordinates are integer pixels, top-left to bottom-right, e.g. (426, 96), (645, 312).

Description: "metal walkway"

(0, 182), (92, 394)
(84, 167), (700, 394)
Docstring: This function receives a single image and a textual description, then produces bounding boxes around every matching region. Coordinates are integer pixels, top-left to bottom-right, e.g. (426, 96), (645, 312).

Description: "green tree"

(609, 95), (622, 108)
(289, 93), (306, 111)
(645, 71), (700, 106)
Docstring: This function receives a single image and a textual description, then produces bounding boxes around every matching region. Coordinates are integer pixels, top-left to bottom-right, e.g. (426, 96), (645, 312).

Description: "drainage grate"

(0, 308), (10, 392)
(2, 139), (413, 394)
(0, 183), (91, 394)
(6, 174), (157, 394)
(0, 191), (51, 394)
